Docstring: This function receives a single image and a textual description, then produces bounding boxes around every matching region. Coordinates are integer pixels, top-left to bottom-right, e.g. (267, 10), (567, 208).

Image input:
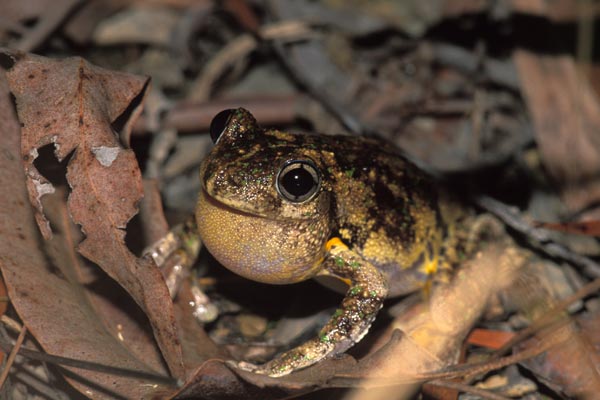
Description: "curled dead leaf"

(2, 51), (191, 381)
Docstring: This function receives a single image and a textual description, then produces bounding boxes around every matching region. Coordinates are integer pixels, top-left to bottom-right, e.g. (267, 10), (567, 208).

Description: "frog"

(187, 107), (474, 377)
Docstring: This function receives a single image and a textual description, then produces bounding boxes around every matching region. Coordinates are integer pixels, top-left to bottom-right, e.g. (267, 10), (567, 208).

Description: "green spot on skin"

(184, 237), (197, 248)
(334, 256), (345, 267)
(320, 334), (330, 343)
(350, 286), (362, 296)
(345, 167), (355, 178)
(370, 290), (377, 297)
(350, 261), (361, 270)
(333, 309), (343, 317)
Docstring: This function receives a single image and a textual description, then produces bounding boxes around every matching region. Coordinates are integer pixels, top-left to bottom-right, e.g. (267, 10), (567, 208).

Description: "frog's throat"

(196, 189), (329, 284)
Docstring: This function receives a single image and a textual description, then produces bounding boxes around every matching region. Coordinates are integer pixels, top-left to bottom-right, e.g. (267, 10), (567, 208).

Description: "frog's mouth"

(200, 188), (270, 220)
(201, 181), (328, 222)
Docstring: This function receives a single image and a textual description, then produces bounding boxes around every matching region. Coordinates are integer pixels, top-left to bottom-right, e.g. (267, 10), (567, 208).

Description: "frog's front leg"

(143, 217), (218, 323)
(235, 238), (389, 377)
(144, 217), (200, 296)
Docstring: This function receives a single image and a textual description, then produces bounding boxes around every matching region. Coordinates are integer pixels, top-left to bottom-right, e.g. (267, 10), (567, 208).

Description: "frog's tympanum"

(193, 108), (468, 377)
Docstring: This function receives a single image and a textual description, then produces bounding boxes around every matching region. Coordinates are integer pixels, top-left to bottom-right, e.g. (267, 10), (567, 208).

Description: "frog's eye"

(209, 109), (234, 143)
(276, 160), (321, 203)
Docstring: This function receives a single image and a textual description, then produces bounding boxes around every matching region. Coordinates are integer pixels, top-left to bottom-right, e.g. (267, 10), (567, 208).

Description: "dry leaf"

(0, 69), (173, 399)
(520, 314), (600, 399)
(535, 220), (600, 237)
(515, 50), (600, 219)
(4, 51), (185, 378)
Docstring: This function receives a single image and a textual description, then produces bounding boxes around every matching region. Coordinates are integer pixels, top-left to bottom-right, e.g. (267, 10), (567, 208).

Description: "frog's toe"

(228, 359), (293, 377)
(228, 360), (269, 375)
(232, 360), (261, 373)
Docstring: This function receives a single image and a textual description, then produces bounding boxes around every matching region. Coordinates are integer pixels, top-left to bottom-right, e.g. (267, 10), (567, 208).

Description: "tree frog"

(185, 108), (465, 377)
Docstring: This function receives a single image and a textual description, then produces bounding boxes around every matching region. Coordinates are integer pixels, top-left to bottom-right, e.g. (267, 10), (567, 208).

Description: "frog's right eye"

(276, 160), (321, 203)
(209, 109), (234, 143)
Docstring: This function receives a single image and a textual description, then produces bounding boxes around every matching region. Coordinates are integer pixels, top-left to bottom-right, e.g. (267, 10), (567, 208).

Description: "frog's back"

(318, 135), (446, 296)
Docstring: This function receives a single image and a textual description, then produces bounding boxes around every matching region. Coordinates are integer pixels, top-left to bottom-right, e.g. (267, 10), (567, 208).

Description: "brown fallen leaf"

(0, 52), (271, 399)
(466, 329), (515, 351)
(0, 0), (83, 52)
(0, 274), (7, 319)
(520, 312), (600, 399)
(3, 51), (186, 378)
(534, 220), (600, 237)
(514, 50), (600, 219)
(509, 0), (600, 22)
(0, 69), (172, 399)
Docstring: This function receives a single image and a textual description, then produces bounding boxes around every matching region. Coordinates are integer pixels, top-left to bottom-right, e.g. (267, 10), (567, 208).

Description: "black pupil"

(281, 166), (315, 197)
(209, 109), (234, 143)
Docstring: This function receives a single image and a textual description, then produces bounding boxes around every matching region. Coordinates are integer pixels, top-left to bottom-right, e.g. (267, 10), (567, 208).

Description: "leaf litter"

(1, 1), (600, 399)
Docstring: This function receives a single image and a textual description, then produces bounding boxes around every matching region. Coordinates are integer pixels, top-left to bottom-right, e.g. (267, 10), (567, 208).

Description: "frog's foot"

(189, 281), (219, 323)
(230, 338), (334, 377)
(230, 360), (293, 377)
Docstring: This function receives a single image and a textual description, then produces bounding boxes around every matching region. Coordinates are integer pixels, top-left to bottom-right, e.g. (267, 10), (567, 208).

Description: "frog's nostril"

(210, 109), (235, 143)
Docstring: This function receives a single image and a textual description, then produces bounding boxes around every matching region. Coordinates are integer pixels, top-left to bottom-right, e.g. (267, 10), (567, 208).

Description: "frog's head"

(199, 108), (331, 220)
(196, 108), (333, 284)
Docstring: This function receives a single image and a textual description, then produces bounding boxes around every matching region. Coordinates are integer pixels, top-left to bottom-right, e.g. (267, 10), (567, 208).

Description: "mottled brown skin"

(195, 108), (450, 376)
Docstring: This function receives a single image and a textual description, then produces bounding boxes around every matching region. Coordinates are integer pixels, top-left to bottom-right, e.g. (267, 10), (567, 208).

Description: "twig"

(10, 367), (70, 400)
(331, 335), (557, 387)
(429, 379), (511, 400)
(475, 195), (600, 278)
(429, 42), (520, 90)
(133, 94), (300, 134)
(188, 20), (315, 102)
(14, 0), (84, 52)
(492, 277), (600, 358)
(0, 324), (27, 389)
(0, 16), (26, 35)
(0, 338), (178, 387)
(269, 40), (365, 136)
(217, 1), (367, 135)
(0, 316), (22, 334)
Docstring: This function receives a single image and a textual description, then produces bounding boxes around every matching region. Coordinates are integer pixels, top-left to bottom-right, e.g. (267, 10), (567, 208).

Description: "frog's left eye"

(276, 160), (321, 203)
(209, 109), (234, 143)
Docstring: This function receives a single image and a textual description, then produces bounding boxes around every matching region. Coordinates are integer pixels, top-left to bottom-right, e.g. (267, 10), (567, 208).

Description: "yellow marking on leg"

(325, 237), (348, 251)
(339, 277), (352, 286)
(422, 255), (439, 298)
(423, 257), (438, 275)
(422, 279), (432, 298)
